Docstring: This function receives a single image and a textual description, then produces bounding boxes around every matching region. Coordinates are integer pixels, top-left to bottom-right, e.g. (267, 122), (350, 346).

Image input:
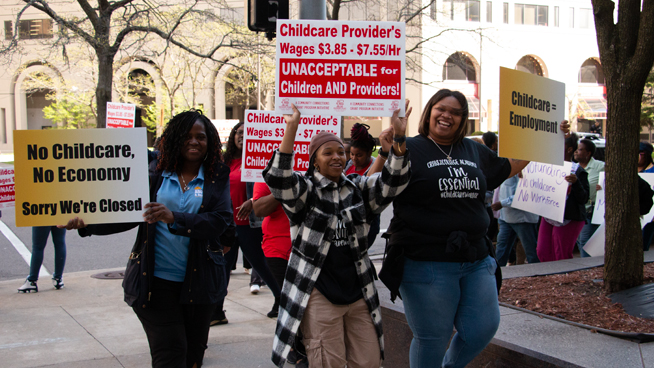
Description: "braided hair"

(157, 110), (222, 178)
(223, 122), (244, 166)
(350, 123), (376, 154)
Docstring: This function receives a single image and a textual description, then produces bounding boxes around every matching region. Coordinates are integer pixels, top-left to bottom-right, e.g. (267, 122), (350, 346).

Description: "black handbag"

(122, 225), (148, 307)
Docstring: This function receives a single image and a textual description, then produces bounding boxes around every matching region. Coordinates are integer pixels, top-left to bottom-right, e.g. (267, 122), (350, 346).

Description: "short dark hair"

(482, 131), (497, 149)
(418, 89), (469, 144)
(579, 139), (596, 156)
(565, 133), (579, 152)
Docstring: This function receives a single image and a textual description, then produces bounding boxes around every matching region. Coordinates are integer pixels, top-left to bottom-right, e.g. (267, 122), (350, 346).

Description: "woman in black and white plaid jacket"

(263, 102), (411, 367)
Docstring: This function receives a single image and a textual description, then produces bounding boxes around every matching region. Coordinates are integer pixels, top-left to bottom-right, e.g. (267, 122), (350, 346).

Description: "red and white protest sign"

(210, 119), (240, 145)
(0, 167), (15, 209)
(241, 110), (342, 182)
(106, 102), (136, 128)
(275, 20), (406, 117)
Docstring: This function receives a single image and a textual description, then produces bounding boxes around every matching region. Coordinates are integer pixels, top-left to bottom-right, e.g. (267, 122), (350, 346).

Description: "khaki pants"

(300, 289), (381, 368)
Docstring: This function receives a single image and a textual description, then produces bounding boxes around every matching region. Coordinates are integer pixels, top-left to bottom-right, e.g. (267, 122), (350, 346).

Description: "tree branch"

(21, 0), (99, 48)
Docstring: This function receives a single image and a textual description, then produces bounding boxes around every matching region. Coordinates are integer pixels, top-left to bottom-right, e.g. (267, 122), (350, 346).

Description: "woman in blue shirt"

(63, 110), (233, 368)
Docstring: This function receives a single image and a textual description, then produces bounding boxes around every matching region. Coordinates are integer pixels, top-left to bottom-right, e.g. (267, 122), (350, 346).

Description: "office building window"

(516, 55), (544, 76)
(503, 2), (509, 23)
(514, 4), (548, 26)
(569, 7), (575, 28)
(443, 0), (480, 22)
(4, 21), (12, 40)
(16, 19), (54, 39)
(554, 6), (559, 27)
(443, 52), (476, 81)
(579, 8), (592, 28)
(486, 1), (492, 22)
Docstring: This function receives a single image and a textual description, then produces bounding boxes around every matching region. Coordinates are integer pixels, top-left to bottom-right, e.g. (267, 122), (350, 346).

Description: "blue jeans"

(28, 226), (67, 281)
(577, 221), (599, 257)
(496, 220), (539, 266)
(399, 256), (500, 368)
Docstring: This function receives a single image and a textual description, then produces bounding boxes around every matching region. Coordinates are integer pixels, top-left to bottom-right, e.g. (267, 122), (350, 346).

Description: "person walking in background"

(537, 133), (589, 262)
(212, 122), (281, 325)
(574, 139), (605, 257)
(18, 226), (67, 292)
(264, 102), (410, 367)
(638, 142), (654, 250)
(383, 89), (541, 368)
(482, 131), (500, 243)
(61, 110), (233, 368)
(491, 172), (540, 266)
(639, 142), (654, 173)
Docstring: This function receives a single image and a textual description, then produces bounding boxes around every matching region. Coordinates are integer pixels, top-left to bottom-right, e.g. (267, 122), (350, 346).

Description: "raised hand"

(391, 99), (411, 137)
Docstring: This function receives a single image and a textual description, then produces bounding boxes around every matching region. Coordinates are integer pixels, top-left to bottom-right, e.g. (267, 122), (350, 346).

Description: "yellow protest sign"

(14, 128), (150, 227)
(499, 67), (565, 165)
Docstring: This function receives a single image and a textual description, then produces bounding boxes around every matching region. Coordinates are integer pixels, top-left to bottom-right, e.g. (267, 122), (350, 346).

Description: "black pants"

(134, 277), (215, 368)
(266, 256), (289, 290)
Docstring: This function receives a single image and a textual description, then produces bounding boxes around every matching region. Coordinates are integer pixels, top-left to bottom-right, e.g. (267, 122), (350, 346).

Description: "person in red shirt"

(345, 123), (376, 176)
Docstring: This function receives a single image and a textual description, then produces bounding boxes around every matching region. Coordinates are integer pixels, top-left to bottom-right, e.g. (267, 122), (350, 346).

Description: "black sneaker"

(210, 310), (228, 326)
(52, 277), (64, 289)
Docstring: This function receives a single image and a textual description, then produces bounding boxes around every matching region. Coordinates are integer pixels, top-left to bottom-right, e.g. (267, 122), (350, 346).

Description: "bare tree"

(592, 0), (654, 293)
(1, 0), (267, 127)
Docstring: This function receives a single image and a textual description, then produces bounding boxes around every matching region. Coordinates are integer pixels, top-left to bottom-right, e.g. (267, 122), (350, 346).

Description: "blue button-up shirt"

(154, 167), (205, 282)
(499, 174), (540, 224)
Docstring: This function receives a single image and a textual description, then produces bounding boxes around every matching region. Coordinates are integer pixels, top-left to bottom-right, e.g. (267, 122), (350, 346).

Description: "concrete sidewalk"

(0, 269), (278, 368)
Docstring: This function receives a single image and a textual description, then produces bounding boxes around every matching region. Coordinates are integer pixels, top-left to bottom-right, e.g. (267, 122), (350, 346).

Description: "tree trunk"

(96, 51), (114, 128)
(604, 80), (643, 293)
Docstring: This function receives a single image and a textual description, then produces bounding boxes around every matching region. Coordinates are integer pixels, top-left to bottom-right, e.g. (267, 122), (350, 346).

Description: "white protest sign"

(583, 222), (605, 257)
(275, 20), (405, 117)
(0, 166), (15, 209)
(639, 173), (654, 227)
(512, 161), (572, 222)
(241, 110), (341, 183)
(498, 67), (565, 165)
(106, 102), (136, 128)
(210, 119), (240, 145)
(591, 172), (605, 224)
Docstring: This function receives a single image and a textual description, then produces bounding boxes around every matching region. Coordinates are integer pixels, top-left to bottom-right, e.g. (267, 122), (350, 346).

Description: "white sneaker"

(18, 279), (37, 293)
(250, 284), (260, 294)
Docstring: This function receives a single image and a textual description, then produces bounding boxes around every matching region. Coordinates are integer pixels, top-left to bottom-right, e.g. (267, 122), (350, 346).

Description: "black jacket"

(564, 165), (590, 222)
(79, 162), (234, 309)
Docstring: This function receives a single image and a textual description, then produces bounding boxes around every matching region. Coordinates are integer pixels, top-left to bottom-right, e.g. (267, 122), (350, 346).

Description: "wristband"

(393, 135), (406, 144)
(378, 149), (389, 159)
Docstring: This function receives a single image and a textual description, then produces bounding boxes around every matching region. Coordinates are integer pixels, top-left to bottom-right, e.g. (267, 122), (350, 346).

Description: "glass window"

(503, 2), (509, 23)
(486, 1), (492, 22)
(4, 21), (12, 40)
(516, 55), (543, 76)
(18, 19), (53, 40)
(443, 0), (480, 22)
(443, 53), (476, 81)
(579, 8), (592, 28)
(514, 4), (547, 26)
(554, 6), (559, 27)
(569, 7), (575, 28)
(578, 59), (605, 84)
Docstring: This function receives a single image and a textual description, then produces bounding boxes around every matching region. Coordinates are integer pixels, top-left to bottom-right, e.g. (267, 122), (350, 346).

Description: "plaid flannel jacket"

(263, 149), (410, 367)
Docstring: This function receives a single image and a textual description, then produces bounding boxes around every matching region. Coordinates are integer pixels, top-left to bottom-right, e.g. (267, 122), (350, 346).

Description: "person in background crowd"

(18, 227), (67, 292)
(344, 142), (352, 172)
(61, 110), (233, 368)
(574, 139), (605, 257)
(264, 102), (411, 367)
(491, 172), (540, 266)
(212, 122), (281, 325)
(482, 131), (500, 243)
(537, 133), (589, 262)
(345, 123), (376, 176)
(382, 89), (564, 368)
(589, 121), (602, 136)
(639, 142), (654, 173)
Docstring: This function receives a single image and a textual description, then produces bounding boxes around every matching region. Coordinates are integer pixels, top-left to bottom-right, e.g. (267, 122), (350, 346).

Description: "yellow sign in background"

(498, 67), (565, 165)
(14, 128), (150, 227)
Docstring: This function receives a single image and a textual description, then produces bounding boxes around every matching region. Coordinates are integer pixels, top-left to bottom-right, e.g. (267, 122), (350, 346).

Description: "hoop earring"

(314, 165), (320, 173)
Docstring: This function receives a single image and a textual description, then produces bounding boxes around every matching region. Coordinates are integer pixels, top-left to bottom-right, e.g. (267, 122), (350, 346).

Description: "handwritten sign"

(275, 20), (405, 117)
(583, 222), (605, 257)
(512, 161), (572, 222)
(591, 172), (605, 224)
(106, 102), (136, 128)
(498, 67), (565, 165)
(0, 167), (15, 209)
(13, 128), (149, 226)
(241, 110), (342, 182)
